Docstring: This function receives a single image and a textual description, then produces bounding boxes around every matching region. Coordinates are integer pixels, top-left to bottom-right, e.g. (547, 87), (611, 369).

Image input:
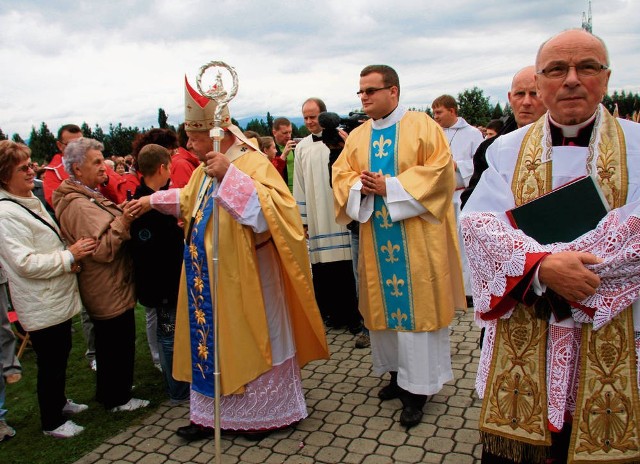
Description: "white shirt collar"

(371, 105), (406, 130)
(549, 112), (596, 138)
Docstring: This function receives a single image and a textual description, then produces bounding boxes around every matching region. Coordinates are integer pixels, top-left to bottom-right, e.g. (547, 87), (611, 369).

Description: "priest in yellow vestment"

(332, 65), (465, 428)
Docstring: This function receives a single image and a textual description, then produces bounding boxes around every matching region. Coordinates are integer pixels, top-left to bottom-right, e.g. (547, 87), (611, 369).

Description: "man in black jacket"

(461, 66), (546, 208)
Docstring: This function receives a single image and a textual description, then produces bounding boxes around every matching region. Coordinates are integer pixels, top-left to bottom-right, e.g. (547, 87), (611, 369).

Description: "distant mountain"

(235, 115), (305, 130)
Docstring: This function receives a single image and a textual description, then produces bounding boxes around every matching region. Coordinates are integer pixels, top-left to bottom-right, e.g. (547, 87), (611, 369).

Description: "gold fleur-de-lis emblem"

(386, 274), (405, 297)
(391, 309), (408, 328)
(381, 240), (400, 263)
(373, 135), (391, 158)
(375, 205), (392, 229)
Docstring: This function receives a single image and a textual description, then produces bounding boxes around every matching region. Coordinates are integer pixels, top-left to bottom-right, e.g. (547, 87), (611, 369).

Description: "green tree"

(104, 123), (140, 157)
(0, 128), (7, 140)
(93, 125), (106, 144)
(457, 87), (492, 126)
(291, 123), (304, 138)
(266, 112), (274, 132)
(158, 108), (170, 129)
(244, 118), (269, 135)
(27, 122), (56, 163)
(503, 103), (513, 118)
(12, 133), (25, 144)
(491, 103), (504, 119)
(603, 90), (640, 118)
(81, 122), (93, 138)
(297, 124), (310, 137)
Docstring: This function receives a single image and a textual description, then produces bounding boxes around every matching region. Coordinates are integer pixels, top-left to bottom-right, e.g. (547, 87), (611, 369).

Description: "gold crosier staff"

(196, 61), (238, 464)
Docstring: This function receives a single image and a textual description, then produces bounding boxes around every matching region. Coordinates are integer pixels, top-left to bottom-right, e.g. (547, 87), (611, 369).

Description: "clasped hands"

(360, 170), (386, 196)
(538, 251), (602, 303)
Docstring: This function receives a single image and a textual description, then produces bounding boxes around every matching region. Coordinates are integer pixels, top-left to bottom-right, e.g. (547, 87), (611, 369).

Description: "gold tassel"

(481, 431), (550, 464)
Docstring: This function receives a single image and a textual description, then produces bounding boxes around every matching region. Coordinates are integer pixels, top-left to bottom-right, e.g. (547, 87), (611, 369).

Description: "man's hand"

(205, 151), (230, 181)
(281, 139), (297, 159)
(360, 170), (386, 196)
(538, 251), (602, 302)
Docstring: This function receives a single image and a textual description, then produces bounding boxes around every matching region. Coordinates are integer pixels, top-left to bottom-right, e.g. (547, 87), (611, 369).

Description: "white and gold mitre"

(184, 76), (232, 132)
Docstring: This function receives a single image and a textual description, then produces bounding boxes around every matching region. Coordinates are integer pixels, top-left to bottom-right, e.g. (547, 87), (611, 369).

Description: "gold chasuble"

(173, 146), (329, 396)
(479, 108), (640, 464)
(333, 111), (465, 332)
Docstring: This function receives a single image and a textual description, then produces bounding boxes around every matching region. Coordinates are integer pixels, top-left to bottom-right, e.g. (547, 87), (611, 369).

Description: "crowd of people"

(0, 27), (639, 464)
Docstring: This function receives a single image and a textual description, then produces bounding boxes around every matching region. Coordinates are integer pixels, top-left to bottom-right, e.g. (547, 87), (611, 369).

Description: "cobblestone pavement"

(74, 308), (482, 464)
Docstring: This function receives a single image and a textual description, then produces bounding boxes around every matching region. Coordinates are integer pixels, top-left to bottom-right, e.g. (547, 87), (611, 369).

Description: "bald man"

(460, 66), (546, 207)
(462, 29), (640, 463)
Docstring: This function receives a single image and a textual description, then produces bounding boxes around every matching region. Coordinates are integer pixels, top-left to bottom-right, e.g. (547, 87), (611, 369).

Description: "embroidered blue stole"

(370, 124), (415, 330)
(184, 179), (216, 397)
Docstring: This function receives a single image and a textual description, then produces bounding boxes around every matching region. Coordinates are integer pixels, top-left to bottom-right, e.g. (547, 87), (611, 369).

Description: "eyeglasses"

(16, 163), (36, 173)
(356, 85), (393, 97)
(536, 61), (609, 79)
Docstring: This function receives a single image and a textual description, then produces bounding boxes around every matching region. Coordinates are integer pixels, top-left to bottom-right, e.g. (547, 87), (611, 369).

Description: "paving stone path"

(75, 308), (482, 463)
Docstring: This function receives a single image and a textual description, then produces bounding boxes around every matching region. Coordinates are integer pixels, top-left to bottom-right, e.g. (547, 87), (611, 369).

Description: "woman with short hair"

(0, 140), (94, 438)
(53, 138), (149, 413)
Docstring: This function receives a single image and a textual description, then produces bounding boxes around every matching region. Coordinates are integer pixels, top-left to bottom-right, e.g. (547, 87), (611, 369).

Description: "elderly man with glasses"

(332, 64), (465, 429)
(462, 29), (640, 463)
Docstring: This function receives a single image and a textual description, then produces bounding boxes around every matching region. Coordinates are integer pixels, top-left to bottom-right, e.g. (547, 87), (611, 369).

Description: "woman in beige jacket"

(0, 141), (95, 438)
(53, 138), (148, 413)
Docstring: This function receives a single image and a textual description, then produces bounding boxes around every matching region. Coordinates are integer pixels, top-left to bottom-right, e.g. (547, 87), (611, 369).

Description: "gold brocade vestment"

(332, 111), (465, 332)
(172, 146), (328, 396)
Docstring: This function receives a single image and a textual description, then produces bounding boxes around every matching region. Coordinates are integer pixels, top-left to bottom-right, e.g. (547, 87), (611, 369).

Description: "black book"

(506, 176), (609, 245)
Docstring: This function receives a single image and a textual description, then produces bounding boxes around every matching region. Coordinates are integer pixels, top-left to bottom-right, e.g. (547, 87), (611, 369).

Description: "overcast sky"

(1, 0), (638, 138)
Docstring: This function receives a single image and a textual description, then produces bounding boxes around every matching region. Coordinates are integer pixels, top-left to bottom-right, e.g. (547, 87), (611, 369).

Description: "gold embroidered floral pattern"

(188, 185), (215, 381)
(480, 305), (550, 446)
(571, 311), (640, 462)
(512, 123), (551, 207)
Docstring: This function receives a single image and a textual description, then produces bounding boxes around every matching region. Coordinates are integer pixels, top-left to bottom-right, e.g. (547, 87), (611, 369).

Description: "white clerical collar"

(372, 105), (406, 130)
(549, 112), (596, 138)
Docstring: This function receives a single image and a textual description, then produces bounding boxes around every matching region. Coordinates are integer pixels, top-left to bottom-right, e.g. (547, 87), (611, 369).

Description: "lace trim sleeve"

(150, 188), (181, 218)
(462, 203), (640, 330)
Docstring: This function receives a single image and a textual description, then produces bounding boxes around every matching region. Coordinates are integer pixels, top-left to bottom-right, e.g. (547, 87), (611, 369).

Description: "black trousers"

(92, 308), (135, 409)
(312, 260), (361, 329)
(29, 318), (72, 431)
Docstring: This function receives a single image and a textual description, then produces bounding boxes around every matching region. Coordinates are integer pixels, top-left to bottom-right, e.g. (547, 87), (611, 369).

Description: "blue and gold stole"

(370, 124), (414, 330)
(184, 179), (216, 398)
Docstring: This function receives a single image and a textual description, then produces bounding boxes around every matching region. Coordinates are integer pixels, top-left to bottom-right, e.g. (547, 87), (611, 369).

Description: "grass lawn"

(2, 306), (171, 464)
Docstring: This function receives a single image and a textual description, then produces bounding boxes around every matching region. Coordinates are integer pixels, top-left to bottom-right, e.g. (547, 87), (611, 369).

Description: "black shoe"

(400, 405), (424, 428)
(176, 423), (213, 441)
(348, 321), (364, 335)
(378, 383), (402, 400)
(378, 371), (401, 401)
(399, 391), (428, 428)
(243, 431), (271, 441)
(466, 295), (474, 308)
